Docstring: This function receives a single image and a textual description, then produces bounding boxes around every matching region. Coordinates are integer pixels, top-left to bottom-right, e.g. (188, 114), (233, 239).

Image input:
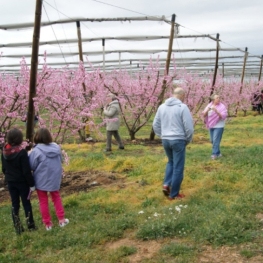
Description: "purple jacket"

(29, 143), (63, 191)
(203, 102), (227, 129)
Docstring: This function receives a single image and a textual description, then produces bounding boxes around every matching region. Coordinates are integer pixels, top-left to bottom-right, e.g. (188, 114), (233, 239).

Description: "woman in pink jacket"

(203, 94), (227, 160)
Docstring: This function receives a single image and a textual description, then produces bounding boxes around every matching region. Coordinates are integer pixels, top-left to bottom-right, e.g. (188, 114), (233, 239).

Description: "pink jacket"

(203, 102), (227, 129)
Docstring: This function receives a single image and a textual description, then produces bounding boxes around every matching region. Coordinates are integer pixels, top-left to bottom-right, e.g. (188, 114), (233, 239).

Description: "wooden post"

(119, 52), (121, 70)
(76, 21), (84, 62)
(165, 14), (176, 75)
(240, 47), (248, 94)
(210, 33), (220, 96)
(258, 55), (263, 82)
(76, 21), (86, 93)
(26, 0), (42, 142)
(150, 14), (175, 140)
(102, 38), (105, 73)
(235, 47), (248, 115)
(130, 60), (132, 74)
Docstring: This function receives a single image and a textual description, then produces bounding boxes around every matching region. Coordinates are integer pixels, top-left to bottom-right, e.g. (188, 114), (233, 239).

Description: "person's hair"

(6, 128), (23, 146)
(108, 93), (117, 100)
(34, 128), (53, 144)
(211, 94), (220, 100)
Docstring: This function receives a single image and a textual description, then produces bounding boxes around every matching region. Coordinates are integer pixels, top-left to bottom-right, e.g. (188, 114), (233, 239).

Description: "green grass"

(1, 111), (263, 262)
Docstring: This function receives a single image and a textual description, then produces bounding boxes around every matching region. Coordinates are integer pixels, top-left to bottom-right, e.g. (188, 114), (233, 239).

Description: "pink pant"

(37, 190), (65, 225)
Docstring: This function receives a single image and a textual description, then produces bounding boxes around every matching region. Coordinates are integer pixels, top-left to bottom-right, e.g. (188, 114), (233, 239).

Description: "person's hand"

(30, 186), (36, 192)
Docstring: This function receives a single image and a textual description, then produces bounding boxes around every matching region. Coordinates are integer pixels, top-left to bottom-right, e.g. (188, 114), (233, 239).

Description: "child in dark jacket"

(1, 128), (36, 234)
(29, 128), (69, 231)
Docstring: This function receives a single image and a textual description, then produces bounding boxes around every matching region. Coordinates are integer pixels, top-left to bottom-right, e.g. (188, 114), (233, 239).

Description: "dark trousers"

(8, 181), (35, 229)
(106, 130), (123, 150)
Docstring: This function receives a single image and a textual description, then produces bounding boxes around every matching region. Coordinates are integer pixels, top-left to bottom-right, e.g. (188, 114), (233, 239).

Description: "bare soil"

(0, 170), (124, 204)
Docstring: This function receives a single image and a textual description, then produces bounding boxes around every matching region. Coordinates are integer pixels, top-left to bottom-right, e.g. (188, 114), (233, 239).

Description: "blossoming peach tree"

(0, 55), (262, 145)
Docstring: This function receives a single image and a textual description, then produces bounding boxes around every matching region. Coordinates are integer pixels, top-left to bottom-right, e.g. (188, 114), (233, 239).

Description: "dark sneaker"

(168, 193), (185, 200)
(28, 223), (37, 231)
(162, 185), (170, 196)
(119, 146), (124, 150)
(14, 220), (24, 235)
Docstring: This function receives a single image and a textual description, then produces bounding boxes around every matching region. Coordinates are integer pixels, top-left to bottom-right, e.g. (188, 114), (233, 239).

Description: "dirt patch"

(105, 237), (162, 263)
(197, 245), (263, 263)
(60, 170), (125, 194)
(0, 170), (125, 204)
(105, 238), (263, 263)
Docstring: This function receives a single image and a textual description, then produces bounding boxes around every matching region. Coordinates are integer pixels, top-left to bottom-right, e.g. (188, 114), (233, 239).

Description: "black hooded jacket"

(1, 144), (34, 187)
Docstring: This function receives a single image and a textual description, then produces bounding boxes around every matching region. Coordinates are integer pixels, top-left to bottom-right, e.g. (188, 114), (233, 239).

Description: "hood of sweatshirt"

(34, 143), (61, 158)
(109, 100), (119, 106)
(2, 144), (23, 160)
(164, 97), (182, 106)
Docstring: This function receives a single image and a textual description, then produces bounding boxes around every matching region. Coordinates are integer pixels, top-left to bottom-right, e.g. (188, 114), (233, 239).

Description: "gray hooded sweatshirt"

(103, 99), (121, 131)
(29, 143), (63, 191)
(153, 97), (194, 144)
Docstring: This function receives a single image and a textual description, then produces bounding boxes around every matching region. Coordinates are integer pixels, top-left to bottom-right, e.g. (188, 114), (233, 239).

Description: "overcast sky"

(0, 0), (262, 72)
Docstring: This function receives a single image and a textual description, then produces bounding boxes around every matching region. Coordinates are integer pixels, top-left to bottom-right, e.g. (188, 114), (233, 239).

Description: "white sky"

(0, 0), (262, 74)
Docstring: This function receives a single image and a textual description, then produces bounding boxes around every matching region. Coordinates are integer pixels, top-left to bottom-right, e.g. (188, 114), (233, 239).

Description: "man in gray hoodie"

(153, 87), (194, 200)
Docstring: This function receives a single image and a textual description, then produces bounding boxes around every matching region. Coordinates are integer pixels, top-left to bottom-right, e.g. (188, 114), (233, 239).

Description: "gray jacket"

(29, 143), (63, 191)
(153, 97), (194, 144)
(103, 99), (121, 131)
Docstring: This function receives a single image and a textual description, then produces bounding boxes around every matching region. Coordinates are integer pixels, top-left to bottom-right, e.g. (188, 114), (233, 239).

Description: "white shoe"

(59, 218), (69, 227)
(46, 225), (52, 231)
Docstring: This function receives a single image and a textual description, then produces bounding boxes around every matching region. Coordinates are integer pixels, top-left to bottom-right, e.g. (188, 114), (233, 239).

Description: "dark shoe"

(104, 149), (112, 152)
(168, 193), (185, 200)
(29, 226), (38, 231)
(162, 185), (170, 196)
(119, 146), (125, 150)
(12, 210), (24, 235)
(28, 223), (37, 231)
(14, 221), (24, 235)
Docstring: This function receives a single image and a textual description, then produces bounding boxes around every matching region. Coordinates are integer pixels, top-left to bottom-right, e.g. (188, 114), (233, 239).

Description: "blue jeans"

(162, 139), (186, 198)
(209, 127), (224, 156)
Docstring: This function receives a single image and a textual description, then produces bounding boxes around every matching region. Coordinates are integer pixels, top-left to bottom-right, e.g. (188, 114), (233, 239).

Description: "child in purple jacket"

(29, 128), (69, 231)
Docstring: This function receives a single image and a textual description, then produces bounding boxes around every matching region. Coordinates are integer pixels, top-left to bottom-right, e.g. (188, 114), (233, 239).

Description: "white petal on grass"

(175, 206), (181, 213)
(154, 212), (160, 217)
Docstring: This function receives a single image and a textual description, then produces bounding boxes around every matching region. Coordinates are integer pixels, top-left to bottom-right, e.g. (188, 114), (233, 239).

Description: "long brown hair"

(34, 128), (53, 144)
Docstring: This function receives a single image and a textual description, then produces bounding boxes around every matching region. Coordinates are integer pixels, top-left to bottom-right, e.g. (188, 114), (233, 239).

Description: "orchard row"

(0, 56), (261, 143)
